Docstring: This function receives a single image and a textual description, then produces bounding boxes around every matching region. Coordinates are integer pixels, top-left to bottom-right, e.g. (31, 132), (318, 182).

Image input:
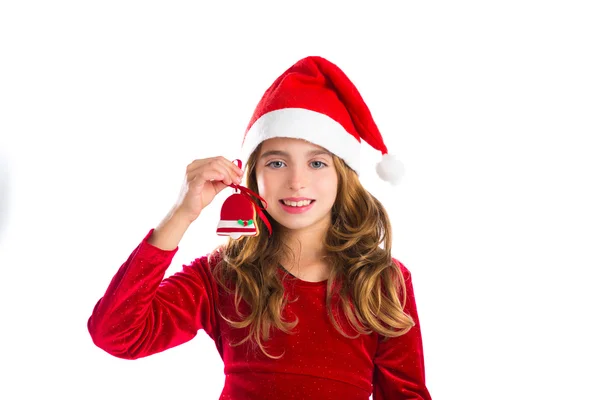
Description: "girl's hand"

(173, 157), (244, 223)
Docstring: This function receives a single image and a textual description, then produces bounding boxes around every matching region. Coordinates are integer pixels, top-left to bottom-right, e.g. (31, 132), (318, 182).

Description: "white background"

(1, 1), (599, 399)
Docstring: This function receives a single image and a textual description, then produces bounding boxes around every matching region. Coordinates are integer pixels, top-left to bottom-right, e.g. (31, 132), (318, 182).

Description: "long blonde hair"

(210, 144), (415, 359)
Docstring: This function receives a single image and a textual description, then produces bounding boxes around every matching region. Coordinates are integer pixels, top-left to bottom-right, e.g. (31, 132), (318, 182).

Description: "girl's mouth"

(279, 199), (315, 214)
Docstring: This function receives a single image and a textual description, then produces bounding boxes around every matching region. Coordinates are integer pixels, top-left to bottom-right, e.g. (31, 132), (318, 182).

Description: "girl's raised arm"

(87, 156), (241, 359)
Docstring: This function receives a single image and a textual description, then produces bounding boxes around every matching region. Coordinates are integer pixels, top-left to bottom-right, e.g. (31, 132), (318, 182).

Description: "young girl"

(88, 56), (432, 400)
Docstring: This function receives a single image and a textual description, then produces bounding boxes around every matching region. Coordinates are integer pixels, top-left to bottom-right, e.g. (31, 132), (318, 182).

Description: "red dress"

(87, 229), (432, 399)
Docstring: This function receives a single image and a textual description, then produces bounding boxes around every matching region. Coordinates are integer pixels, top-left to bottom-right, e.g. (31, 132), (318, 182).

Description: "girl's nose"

(287, 166), (307, 191)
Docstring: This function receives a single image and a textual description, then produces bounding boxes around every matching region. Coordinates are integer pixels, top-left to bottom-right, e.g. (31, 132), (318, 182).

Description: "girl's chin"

(271, 213), (331, 232)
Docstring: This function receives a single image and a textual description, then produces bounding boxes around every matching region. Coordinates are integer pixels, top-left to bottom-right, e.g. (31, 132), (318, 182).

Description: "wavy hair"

(210, 143), (415, 359)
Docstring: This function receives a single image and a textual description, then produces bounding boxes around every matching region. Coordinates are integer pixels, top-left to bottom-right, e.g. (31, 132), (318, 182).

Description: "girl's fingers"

(187, 157), (243, 186)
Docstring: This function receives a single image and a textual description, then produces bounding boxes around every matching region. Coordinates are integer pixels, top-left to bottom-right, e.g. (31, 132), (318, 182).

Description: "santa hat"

(239, 56), (404, 185)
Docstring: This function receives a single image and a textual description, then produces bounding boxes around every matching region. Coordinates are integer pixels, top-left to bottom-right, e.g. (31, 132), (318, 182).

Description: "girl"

(88, 56), (432, 400)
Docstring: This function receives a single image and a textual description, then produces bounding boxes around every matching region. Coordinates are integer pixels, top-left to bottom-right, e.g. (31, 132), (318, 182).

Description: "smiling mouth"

(279, 199), (315, 207)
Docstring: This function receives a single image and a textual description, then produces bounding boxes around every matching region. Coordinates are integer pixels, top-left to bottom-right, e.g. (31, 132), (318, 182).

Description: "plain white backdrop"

(1, 1), (599, 399)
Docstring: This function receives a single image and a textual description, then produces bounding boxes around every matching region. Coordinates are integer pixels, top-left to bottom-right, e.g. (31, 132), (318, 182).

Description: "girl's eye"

(311, 161), (326, 169)
(267, 161), (285, 169)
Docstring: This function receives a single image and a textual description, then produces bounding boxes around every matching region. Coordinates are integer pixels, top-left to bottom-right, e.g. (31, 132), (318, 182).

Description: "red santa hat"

(239, 56), (404, 185)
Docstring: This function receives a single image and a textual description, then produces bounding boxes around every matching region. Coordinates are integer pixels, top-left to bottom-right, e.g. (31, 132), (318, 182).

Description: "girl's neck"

(280, 225), (328, 267)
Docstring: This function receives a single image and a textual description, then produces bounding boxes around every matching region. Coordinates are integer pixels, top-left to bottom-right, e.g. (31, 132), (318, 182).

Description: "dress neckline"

(277, 264), (328, 288)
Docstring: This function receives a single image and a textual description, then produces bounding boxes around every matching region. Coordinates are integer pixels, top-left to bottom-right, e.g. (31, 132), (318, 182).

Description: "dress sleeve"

(87, 228), (220, 360)
(372, 259), (432, 400)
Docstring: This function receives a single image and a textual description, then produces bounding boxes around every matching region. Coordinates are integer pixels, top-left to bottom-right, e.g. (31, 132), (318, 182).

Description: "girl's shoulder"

(391, 257), (412, 282)
(175, 246), (225, 283)
(189, 244), (225, 266)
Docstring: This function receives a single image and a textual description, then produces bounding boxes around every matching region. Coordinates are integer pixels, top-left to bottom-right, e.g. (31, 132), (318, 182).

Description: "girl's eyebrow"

(259, 149), (332, 159)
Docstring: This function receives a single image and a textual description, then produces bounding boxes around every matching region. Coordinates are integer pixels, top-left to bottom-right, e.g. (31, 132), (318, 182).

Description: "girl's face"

(255, 137), (338, 233)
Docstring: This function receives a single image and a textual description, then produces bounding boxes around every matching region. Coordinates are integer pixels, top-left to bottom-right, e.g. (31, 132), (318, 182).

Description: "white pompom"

(375, 153), (404, 185)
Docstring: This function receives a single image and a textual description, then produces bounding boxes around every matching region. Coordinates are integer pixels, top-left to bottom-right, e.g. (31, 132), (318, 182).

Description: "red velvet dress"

(88, 229), (432, 399)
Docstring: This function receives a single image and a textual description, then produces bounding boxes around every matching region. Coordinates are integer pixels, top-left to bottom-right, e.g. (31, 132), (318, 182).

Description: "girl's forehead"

(260, 137), (328, 153)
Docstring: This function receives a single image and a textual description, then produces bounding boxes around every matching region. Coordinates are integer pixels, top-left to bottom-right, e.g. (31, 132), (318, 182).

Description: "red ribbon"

(227, 159), (272, 236)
